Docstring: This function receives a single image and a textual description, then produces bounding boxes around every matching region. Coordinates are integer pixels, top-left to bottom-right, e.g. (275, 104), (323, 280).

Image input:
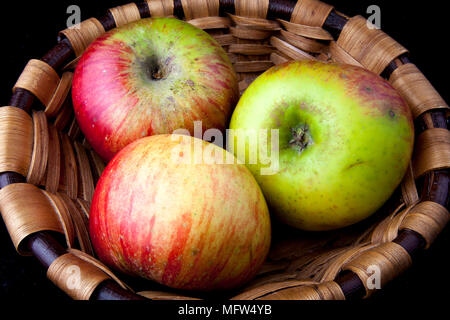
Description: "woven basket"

(0, 0), (449, 301)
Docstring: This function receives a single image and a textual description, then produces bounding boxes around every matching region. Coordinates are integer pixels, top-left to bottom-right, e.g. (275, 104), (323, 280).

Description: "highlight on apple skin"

(72, 17), (239, 162)
(89, 134), (271, 291)
(229, 60), (415, 231)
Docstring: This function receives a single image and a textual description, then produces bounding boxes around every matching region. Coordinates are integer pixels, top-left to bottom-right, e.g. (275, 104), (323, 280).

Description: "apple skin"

(229, 60), (414, 231)
(89, 135), (271, 291)
(73, 17), (238, 162)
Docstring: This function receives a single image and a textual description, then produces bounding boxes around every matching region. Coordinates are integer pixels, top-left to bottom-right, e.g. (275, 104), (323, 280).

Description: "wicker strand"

(256, 281), (344, 300)
(318, 244), (377, 282)
(146, 0), (174, 17)
(229, 43), (274, 55)
(68, 118), (82, 141)
(270, 36), (317, 61)
(59, 18), (105, 57)
(26, 111), (49, 185)
(401, 163), (420, 206)
(290, 0), (334, 27)
(235, 0), (269, 19)
(413, 128), (450, 178)
(73, 141), (95, 202)
(60, 134), (78, 199)
(277, 19), (333, 40)
(370, 203), (410, 244)
(181, 0), (219, 20)
(233, 60), (274, 73)
(59, 194), (94, 255)
(342, 242), (412, 298)
(45, 72), (73, 118)
(280, 29), (327, 53)
(0, 183), (64, 255)
(187, 16), (231, 29)
(389, 63), (449, 118)
(314, 281), (346, 300)
(108, 3), (141, 28)
(328, 41), (364, 67)
(68, 248), (132, 292)
(47, 252), (110, 300)
(229, 26), (273, 40)
(229, 14), (281, 31)
(42, 191), (76, 249)
(54, 99), (74, 131)
(88, 149), (106, 183)
(399, 201), (449, 248)
(0, 107), (33, 176)
(76, 198), (91, 220)
(270, 52), (290, 65)
(232, 280), (316, 300)
(336, 15), (408, 75)
(62, 56), (81, 72)
(44, 124), (61, 193)
(13, 59), (60, 107)
(211, 33), (236, 46)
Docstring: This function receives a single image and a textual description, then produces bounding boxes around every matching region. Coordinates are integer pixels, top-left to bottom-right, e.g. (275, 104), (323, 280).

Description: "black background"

(0, 0), (448, 310)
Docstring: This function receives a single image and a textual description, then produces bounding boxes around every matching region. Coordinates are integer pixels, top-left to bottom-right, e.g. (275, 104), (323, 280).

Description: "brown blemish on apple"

(343, 160), (367, 171)
(164, 56), (174, 66)
(186, 79), (195, 88)
(363, 85), (373, 93)
(389, 110), (396, 118)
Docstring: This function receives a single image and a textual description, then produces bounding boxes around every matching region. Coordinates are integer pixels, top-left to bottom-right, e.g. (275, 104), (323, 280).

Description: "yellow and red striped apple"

(73, 17), (238, 162)
(89, 135), (271, 291)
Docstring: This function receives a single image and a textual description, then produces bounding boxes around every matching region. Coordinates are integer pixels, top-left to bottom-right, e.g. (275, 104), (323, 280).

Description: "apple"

(72, 17), (238, 162)
(89, 134), (271, 291)
(229, 60), (414, 231)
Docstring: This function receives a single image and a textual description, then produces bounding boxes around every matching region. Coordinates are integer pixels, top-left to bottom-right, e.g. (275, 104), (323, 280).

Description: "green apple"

(229, 61), (414, 231)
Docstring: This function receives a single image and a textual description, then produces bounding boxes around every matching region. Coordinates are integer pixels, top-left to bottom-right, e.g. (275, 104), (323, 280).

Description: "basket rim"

(0, 0), (449, 301)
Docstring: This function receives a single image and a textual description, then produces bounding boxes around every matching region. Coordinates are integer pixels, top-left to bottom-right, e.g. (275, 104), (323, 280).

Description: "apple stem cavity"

(289, 123), (312, 154)
(151, 67), (164, 80)
(149, 63), (166, 81)
(140, 56), (168, 81)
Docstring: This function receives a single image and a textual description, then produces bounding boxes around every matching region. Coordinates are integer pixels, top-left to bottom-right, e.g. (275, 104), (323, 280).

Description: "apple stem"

(151, 67), (164, 80)
(289, 124), (312, 153)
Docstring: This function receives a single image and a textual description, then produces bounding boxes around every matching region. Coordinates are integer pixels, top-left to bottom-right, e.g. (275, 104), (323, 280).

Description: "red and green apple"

(229, 60), (414, 231)
(73, 17), (238, 161)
